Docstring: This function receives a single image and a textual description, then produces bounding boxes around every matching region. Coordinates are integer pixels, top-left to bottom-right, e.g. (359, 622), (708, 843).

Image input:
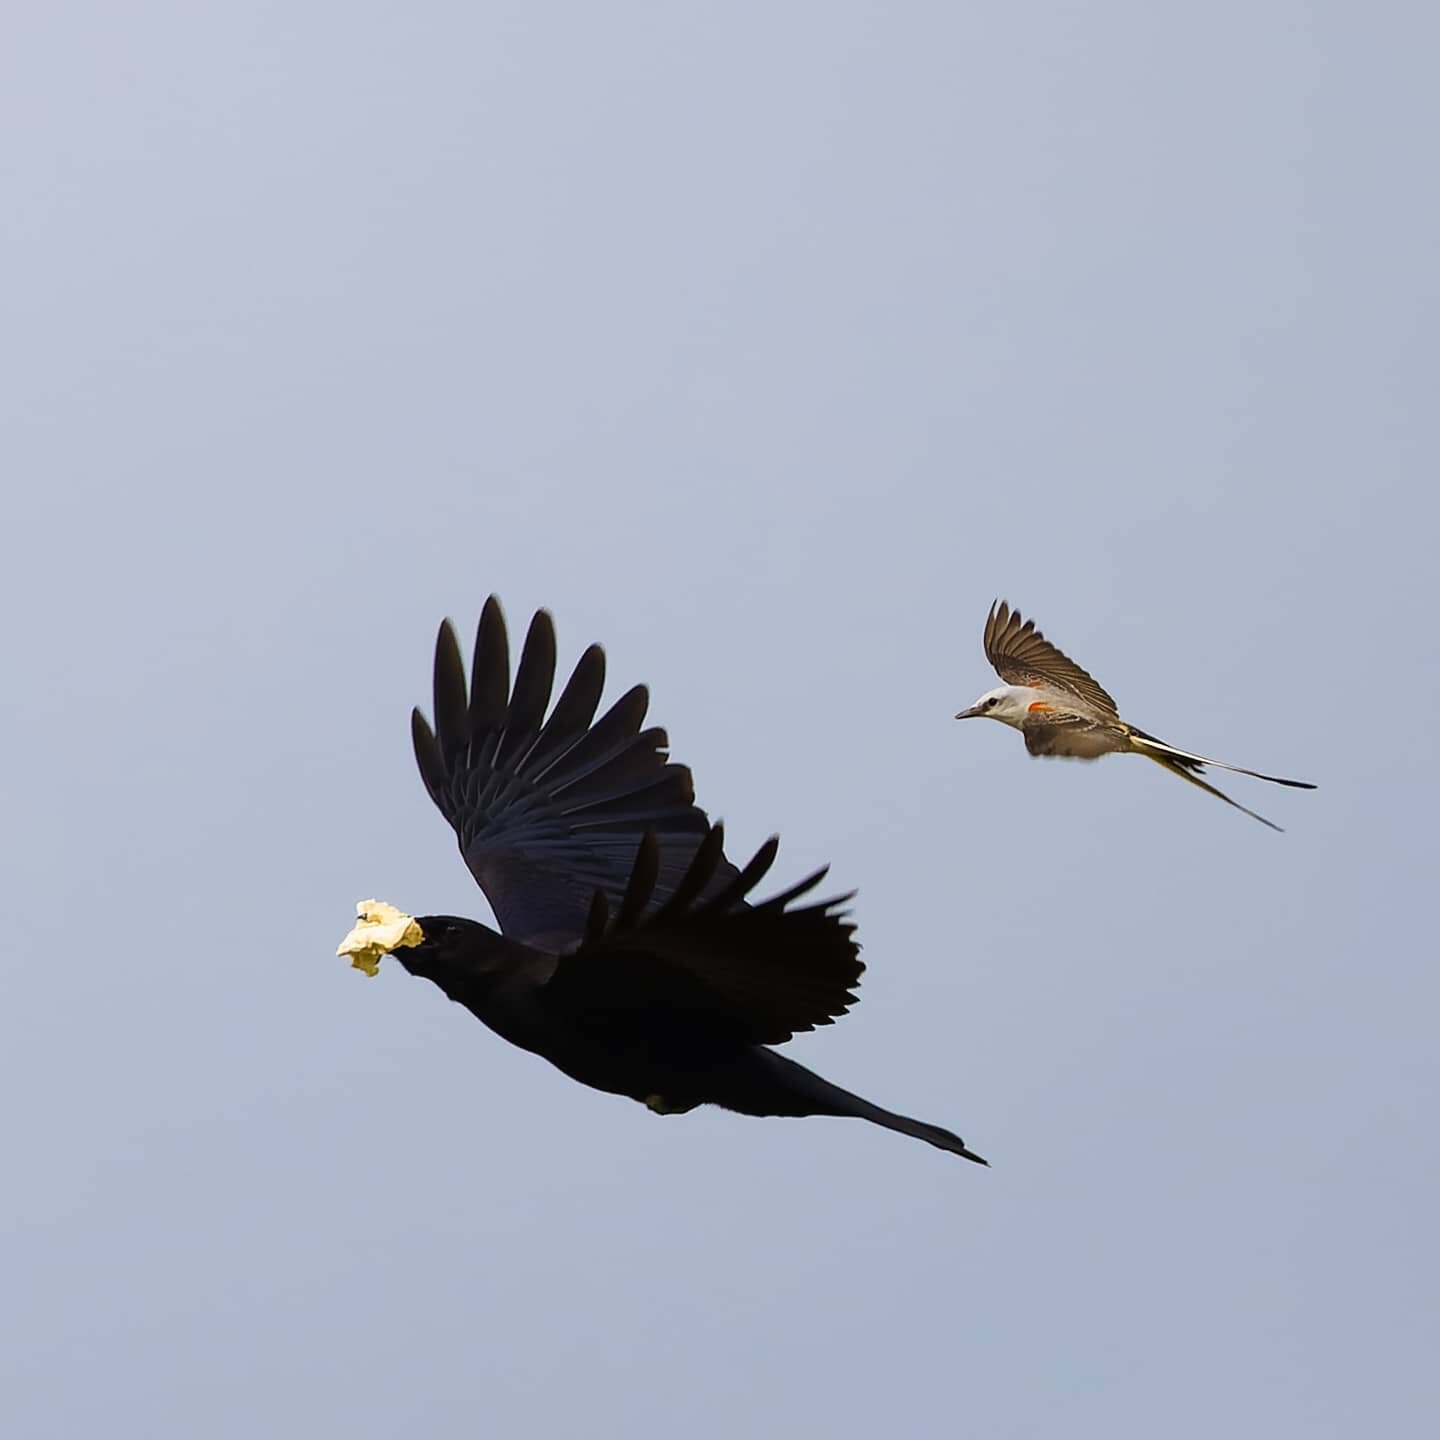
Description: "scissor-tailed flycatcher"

(956, 601), (1316, 830)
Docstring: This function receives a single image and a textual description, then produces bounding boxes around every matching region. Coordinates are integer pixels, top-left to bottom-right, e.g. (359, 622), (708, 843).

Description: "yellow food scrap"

(336, 899), (424, 977)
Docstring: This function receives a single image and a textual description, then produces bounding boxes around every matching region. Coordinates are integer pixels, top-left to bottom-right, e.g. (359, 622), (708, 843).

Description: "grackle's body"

(343, 597), (984, 1164)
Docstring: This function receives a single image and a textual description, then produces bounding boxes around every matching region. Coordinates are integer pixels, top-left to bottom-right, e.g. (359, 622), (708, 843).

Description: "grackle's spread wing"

(543, 826), (863, 1047)
(412, 597), (739, 947)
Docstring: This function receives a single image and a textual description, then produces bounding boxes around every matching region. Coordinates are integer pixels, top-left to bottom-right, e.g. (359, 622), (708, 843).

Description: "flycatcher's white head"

(954, 684), (1035, 729)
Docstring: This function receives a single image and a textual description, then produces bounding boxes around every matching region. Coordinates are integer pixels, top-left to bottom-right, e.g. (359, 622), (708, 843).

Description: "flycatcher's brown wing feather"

(983, 601), (1121, 718)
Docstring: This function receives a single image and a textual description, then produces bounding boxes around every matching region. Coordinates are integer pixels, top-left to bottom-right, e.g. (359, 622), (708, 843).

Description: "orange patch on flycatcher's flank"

(1028, 701), (1054, 714)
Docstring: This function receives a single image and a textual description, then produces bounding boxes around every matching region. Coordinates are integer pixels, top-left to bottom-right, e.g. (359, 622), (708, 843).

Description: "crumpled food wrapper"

(336, 899), (424, 977)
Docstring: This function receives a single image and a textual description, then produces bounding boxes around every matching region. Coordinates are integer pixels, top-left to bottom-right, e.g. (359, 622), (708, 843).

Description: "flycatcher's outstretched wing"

(984, 601), (1120, 718)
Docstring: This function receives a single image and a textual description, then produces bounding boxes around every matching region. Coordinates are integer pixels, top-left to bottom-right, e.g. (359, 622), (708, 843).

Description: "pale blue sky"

(4, 4), (1437, 1436)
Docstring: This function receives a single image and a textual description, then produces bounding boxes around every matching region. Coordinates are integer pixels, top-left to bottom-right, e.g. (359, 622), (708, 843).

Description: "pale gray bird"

(955, 601), (1316, 830)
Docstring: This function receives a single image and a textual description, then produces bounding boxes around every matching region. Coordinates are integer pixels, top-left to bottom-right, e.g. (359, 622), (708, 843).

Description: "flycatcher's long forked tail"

(1126, 728), (1317, 832)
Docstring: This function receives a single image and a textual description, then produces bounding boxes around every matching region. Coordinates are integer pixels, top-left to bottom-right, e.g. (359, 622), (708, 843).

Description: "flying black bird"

(956, 601), (1316, 830)
(338, 597), (985, 1164)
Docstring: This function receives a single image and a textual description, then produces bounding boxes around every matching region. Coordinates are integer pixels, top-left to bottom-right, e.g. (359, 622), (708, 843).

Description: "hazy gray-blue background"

(4, 4), (1437, 1435)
